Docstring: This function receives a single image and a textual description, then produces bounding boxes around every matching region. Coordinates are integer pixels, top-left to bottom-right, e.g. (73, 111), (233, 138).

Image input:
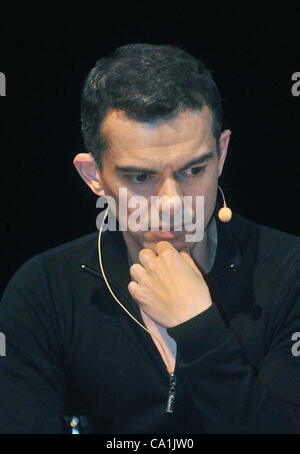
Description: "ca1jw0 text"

(150, 438), (194, 450)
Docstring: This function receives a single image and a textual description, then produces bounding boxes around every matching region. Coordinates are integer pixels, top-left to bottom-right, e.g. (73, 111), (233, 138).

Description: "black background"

(0, 3), (299, 293)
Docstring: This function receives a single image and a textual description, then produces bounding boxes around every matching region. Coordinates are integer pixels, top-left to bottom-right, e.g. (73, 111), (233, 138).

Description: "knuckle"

(130, 263), (139, 277)
(147, 259), (157, 271)
(128, 281), (134, 292)
(138, 249), (148, 261)
(128, 281), (139, 297)
(161, 248), (174, 260)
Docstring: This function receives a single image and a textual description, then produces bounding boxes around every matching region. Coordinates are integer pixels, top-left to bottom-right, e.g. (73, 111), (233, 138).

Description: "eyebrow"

(116, 151), (215, 174)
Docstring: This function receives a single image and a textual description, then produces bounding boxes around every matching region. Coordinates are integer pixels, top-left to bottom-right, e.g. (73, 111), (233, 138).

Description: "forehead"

(100, 107), (215, 165)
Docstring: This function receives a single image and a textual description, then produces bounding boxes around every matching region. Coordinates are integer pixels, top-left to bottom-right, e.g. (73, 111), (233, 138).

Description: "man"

(0, 43), (300, 434)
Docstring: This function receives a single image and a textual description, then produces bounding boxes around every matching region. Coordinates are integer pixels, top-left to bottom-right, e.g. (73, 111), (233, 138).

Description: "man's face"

(97, 107), (230, 253)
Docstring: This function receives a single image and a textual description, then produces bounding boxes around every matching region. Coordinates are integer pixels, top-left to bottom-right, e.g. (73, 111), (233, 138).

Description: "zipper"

(166, 372), (176, 413)
(81, 261), (237, 416)
(82, 263), (178, 414)
(164, 262), (237, 414)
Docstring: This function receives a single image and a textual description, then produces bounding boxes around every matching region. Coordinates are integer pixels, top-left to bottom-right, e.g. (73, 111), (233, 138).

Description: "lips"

(149, 229), (184, 239)
(154, 225), (184, 231)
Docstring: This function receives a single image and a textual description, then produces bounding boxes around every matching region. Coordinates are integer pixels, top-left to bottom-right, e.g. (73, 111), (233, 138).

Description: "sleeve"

(167, 258), (300, 434)
(0, 256), (67, 434)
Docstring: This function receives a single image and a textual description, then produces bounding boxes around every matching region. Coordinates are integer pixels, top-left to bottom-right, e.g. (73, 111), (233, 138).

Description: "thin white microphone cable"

(97, 207), (174, 374)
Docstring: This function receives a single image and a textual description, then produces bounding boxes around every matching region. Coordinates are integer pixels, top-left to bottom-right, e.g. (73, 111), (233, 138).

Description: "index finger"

(156, 241), (177, 255)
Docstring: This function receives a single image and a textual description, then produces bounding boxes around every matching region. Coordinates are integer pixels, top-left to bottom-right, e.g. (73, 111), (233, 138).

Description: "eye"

(186, 167), (203, 176)
(127, 173), (153, 184)
(177, 166), (205, 179)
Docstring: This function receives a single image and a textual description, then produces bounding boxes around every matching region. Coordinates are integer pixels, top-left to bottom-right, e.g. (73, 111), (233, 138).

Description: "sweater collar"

(81, 201), (242, 295)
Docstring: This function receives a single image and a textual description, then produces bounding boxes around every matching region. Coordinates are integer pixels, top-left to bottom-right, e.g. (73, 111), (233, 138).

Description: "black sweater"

(0, 209), (300, 434)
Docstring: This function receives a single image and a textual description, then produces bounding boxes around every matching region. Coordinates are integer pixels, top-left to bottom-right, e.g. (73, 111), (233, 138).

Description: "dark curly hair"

(80, 43), (223, 169)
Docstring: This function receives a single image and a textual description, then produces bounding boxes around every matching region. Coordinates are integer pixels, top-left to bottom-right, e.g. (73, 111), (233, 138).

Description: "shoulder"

(1, 231), (99, 299)
(36, 231), (99, 261)
(229, 211), (300, 270)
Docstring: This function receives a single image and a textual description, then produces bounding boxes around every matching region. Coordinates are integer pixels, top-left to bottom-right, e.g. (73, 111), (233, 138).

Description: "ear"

(73, 152), (105, 197)
(217, 129), (231, 177)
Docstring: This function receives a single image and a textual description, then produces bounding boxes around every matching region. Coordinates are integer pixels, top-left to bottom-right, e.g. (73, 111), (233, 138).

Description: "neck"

(122, 215), (218, 275)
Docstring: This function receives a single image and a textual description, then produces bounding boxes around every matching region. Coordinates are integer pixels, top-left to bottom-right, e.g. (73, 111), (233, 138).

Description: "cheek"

(204, 187), (218, 218)
(103, 181), (150, 229)
(100, 170), (127, 205)
(101, 173), (122, 198)
(202, 176), (218, 211)
(187, 176), (218, 222)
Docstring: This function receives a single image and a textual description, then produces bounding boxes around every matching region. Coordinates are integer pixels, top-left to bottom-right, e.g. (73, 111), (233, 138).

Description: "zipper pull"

(166, 372), (176, 413)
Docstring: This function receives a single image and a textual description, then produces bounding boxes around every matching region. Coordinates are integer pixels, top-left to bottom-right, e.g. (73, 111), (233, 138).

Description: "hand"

(128, 241), (212, 328)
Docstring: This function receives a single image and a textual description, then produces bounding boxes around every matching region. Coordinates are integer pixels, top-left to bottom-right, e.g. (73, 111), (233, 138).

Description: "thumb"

(179, 248), (202, 276)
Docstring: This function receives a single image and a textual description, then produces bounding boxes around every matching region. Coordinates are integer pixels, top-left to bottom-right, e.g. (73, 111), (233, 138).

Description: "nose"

(156, 178), (184, 218)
